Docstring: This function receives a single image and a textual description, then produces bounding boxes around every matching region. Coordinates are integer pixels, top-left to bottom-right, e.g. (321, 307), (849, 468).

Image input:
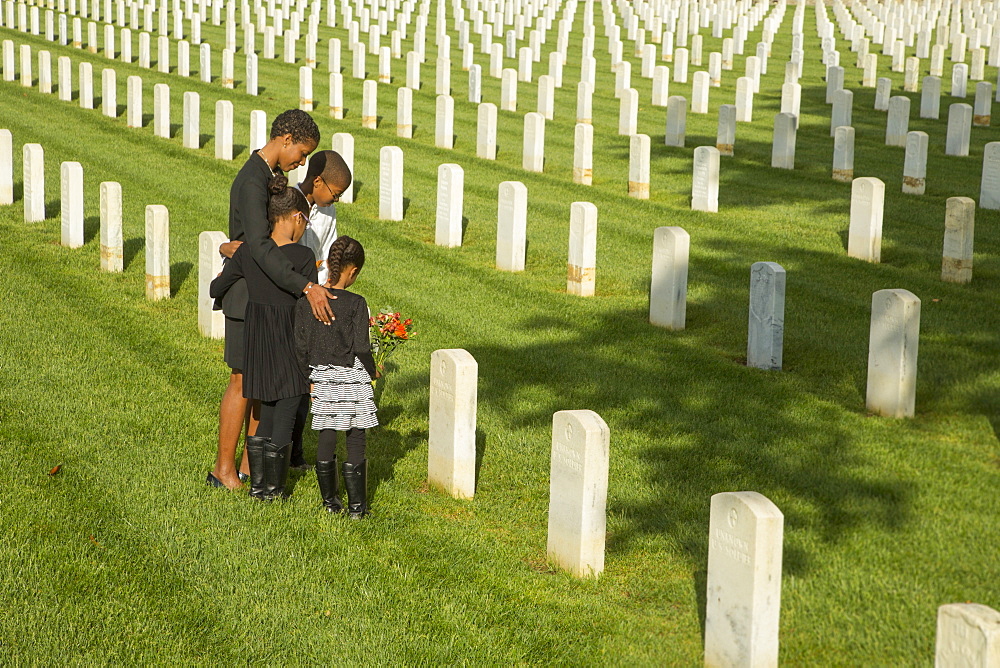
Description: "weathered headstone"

(831, 89), (853, 137)
(874, 77), (891, 111)
(628, 134), (650, 200)
(942, 196), (975, 284)
(619, 87), (638, 135)
(99, 181), (123, 272)
(182, 91), (199, 149)
(974, 82), (992, 126)
(522, 112), (544, 173)
(435, 163), (463, 247)
(496, 181), (527, 271)
(665, 95), (687, 147)
(198, 230), (226, 337)
(328, 72), (343, 118)
(215, 99), (233, 160)
(945, 103), (973, 156)
(576, 81), (593, 123)
(717, 104), (736, 156)
(691, 71), (709, 114)
(920, 76), (941, 119)
(57, 56), (71, 101)
(145, 204), (170, 300)
(378, 145), (403, 221)
(101, 68), (116, 117)
(747, 262), (786, 370)
(298, 65), (313, 110)
(848, 177), (885, 262)
(23, 143), (44, 222)
(396, 86), (412, 138)
(652, 65), (669, 106)
(60, 161), (84, 248)
(477, 102), (497, 160)
(500, 68), (517, 111)
(735, 76), (753, 122)
(951, 63), (968, 98)
(427, 348), (478, 500)
(567, 202), (597, 297)
(981, 142), (1000, 210)
(573, 122), (593, 185)
(435, 95), (454, 149)
(0, 129), (12, 205)
(691, 146), (720, 212)
(649, 226), (689, 330)
(771, 113), (796, 170)
(885, 96), (910, 146)
(935, 603), (1000, 666)
(780, 82), (801, 120)
(79, 61), (93, 109)
(361, 79), (377, 129)
(546, 410), (609, 578)
(704, 491), (784, 668)
(331, 132), (354, 203)
(902, 131), (929, 195)
(866, 289), (920, 418)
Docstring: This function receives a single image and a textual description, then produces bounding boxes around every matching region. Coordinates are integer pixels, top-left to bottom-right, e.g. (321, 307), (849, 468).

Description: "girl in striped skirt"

(293, 236), (377, 518)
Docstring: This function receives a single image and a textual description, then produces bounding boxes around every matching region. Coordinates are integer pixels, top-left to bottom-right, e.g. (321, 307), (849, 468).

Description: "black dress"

(211, 243), (318, 402)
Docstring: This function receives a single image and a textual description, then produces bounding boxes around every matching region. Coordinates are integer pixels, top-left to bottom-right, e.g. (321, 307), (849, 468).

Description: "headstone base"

(942, 257), (972, 283)
(717, 143), (733, 156)
(833, 168), (853, 182)
(974, 114), (990, 126)
(628, 181), (649, 199)
(902, 176), (925, 195)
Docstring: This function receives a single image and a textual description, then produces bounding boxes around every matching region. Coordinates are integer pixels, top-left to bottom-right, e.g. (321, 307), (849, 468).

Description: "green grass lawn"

(2, 4), (1000, 664)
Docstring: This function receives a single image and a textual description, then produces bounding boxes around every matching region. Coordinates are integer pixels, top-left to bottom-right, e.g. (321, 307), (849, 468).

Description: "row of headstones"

(425, 348), (1000, 663)
(826, 73), (1000, 132)
(829, 0), (1000, 66)
(0, 132), (171, 299)
(4, 0), (791, 110)
(0, 45), (249, 157)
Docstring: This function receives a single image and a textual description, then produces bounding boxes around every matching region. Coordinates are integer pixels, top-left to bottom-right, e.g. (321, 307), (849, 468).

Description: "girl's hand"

(218, 240), (243, 258)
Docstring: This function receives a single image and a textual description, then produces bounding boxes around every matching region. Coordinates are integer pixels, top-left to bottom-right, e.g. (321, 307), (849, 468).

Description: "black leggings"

(317, 428), (366, 465)
(256, 395), (307, 446)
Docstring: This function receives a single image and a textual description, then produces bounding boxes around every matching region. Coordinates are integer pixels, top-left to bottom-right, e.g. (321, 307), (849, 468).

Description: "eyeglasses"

(319, 176), (342, 203)
(294, 211), (311, 229)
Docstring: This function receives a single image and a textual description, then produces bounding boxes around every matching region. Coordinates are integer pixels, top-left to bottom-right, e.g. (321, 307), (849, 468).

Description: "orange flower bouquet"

(370, 308), (416, 384)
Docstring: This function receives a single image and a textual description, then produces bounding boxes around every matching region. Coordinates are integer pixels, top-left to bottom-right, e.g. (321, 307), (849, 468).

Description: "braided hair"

(266, 175), (310, 234)
(269, 109), (320, 146)
(326, 236), (366, 285)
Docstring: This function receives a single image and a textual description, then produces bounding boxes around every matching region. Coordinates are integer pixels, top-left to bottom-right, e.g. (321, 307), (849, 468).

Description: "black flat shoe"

(206, 472), (226, 488)
(238, 471), (250, 483)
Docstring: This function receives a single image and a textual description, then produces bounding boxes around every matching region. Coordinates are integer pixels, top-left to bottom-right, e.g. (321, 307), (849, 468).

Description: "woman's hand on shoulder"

(219, 240), (243, 258)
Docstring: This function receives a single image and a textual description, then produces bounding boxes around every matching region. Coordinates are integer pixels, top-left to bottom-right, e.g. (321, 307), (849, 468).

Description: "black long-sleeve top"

(293, 289), (376, 381)
(229, 152), (310, 296)
(210, 243), (317, 306)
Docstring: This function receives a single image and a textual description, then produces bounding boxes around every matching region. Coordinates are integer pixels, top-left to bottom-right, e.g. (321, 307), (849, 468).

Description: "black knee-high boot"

(263, 441), (292, 500)
(245, 435), (268, 500)
(315, 458), (343, 513)
(341, 459), (368, 519)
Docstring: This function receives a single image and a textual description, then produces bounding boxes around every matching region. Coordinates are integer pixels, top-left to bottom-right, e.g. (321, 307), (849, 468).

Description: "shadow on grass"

(124, 237), (143, 270)
(171, 261), (193, 294)
(84, 215), (99, 243)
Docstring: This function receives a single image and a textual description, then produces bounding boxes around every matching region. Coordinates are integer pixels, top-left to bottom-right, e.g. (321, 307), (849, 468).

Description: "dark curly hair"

(266, 175), (310, 233)
(269, 109), (320, 146)
(326, 236), (366, 285)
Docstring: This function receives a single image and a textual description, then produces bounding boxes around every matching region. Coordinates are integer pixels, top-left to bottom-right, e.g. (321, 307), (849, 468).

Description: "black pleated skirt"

(242, 302), (309, 402)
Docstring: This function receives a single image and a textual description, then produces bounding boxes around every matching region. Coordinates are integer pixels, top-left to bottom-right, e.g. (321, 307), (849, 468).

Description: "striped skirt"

(309, 358), (379, 431)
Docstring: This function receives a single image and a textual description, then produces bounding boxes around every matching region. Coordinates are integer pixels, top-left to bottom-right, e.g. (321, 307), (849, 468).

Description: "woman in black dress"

(211, 178), (317, 500)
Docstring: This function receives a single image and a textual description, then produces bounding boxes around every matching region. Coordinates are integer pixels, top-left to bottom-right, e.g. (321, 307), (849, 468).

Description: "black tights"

(317, 428), (366, 465)
(256, 395), (307, 446)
